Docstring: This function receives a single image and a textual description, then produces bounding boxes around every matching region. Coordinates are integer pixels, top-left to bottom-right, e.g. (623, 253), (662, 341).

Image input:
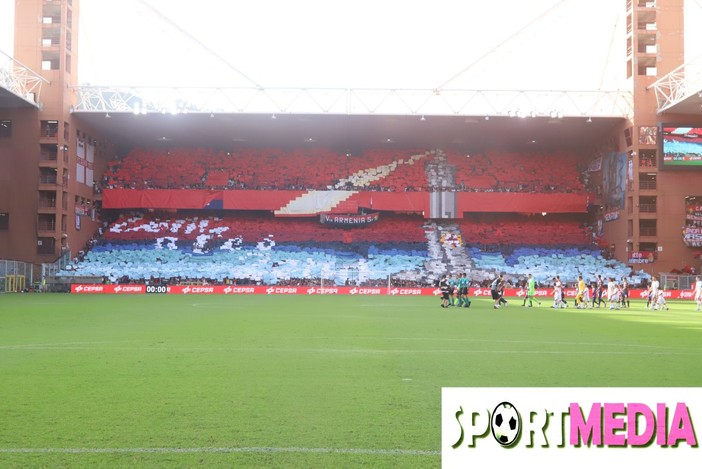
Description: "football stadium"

(1, 1), (702, 467)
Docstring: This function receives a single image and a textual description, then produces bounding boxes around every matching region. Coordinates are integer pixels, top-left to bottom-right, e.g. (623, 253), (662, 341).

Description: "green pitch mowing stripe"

(0, 294), (701, 468)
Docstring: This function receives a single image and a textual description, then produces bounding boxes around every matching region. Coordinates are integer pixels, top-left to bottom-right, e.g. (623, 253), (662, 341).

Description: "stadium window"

(41, 59), (59, 70)
(0, 120), (11, 139)
(42, 50), (60, 70)
(0, 212), (8, 230)
(36, 237), (55, 255)
(40, 120), (59, 138)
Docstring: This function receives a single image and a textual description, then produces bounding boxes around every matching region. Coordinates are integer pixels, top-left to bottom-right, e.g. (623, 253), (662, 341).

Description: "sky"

(1, 0), (701, 91)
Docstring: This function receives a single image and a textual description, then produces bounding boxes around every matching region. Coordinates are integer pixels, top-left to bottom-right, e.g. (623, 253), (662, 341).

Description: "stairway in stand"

(422, 221), (474, 283)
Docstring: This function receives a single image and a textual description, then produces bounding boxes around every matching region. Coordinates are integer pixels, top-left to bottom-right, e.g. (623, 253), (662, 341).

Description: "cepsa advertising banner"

(70, 284), (429, 296)
(71, 284), (698, 300)
(442, 387), (701, 468)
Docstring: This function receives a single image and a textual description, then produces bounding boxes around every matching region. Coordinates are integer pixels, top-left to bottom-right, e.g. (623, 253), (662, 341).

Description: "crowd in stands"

(59, 146), (635, 287)
(445, 150), (587, 193)
(469, 246), (646, 288)
(101, 148), (431, 192)
(62, 212), (430, 286)
(100, 147), (591, 194)
(104, 212), (428, 245)
(57, 207), (640, 288)
(457, 215), (591, 246)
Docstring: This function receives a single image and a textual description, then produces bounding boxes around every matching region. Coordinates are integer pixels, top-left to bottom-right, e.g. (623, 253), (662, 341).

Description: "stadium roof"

(649, 53), (702, 115)
(10, 0), (701, 153)
(71, 110), (623, 154)
(0, 51), (47, 108)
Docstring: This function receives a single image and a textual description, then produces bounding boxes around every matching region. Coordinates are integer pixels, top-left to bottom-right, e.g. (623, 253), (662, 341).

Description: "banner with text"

(70, 285), (699, 300)
(684, 198), (702, 247)
(320, 212), (379, 227)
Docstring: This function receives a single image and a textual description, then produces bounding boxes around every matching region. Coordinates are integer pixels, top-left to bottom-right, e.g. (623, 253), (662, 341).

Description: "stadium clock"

(145, 285), (168, 294)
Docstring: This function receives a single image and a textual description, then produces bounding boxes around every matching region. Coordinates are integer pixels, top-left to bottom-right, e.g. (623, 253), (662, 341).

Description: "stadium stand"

(102, 148), (433, 191)
(469, 247), (646, 287)
(101, 147), (589, 194)
(64, 146), (644, 288)
(457, 216), (591, 246)
(102, 212), (427, 244)
(446, 150), (587, 193)
(61, 212), (430, 286)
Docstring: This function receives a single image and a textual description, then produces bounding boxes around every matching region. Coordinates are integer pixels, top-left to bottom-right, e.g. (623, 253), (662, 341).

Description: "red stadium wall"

(102, 189), (432, 214)
(0, 108), (41, 262)
(102, 189), (586, 214)
(457, 193), (588, 213)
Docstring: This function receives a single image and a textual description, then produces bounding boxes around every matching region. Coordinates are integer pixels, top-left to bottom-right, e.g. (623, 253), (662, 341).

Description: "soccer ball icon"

(490, 402), (521, 446)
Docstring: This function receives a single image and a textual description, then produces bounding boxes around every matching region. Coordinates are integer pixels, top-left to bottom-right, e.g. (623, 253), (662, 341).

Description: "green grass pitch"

(1, 293), (701, 468)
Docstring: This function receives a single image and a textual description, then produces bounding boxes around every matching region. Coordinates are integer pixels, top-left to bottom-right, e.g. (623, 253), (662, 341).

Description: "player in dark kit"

(491, 274), (503, 309)
(620, 276), (630, 308)
(593, 275), (605, 308)
(439, 275), (450, 308)
(498, 277), (508, 307)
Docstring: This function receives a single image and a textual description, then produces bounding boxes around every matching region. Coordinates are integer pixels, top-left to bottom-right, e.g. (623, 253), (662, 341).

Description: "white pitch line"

(0, 341), (116, 350)
(0, 344), (697, 355)
(281, 348), (697, 355)
(0, 338), (679, 352)
(0, 446), (440, 456)
(295, 336), (674, 350)
(190, 303), (241, 309)
(358, 304), (428, 308)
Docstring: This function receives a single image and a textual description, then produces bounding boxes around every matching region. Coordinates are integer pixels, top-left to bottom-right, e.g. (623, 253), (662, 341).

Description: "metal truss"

(0, 50), (48, 108)
(649, 54), (702, 113)
(72, 85), (633, 118)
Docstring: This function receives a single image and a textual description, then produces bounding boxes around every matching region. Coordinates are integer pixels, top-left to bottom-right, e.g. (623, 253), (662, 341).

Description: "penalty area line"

(0, 446), (440, 456)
